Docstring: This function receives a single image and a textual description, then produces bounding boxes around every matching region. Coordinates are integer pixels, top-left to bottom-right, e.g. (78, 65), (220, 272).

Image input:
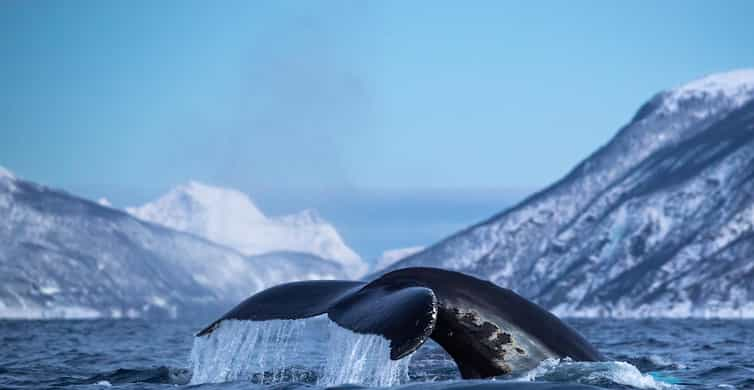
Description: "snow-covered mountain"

(383, 69), (754, 318)
(127, 182), (366, 277)
(0, 170), (348, 319)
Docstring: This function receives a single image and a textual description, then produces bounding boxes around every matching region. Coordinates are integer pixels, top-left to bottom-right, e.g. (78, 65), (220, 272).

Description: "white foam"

(0, 304), (102, 319)
(520, 358), (675, 390)
(39, 286), (60, 295)
(584, 361), (674, 390)
(189, 317), (412, 387)
(649, 357), (672, 370)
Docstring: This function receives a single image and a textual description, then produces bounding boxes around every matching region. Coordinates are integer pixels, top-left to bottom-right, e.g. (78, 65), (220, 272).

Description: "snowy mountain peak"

(127, 182), (366, 277)
(277, 209), (325, 225)
(178, 181), (266, 221)
(661, 68), (754, 113)
(127, 181), (267, 235)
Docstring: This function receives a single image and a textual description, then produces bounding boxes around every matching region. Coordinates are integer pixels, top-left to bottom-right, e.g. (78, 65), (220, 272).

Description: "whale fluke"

(329, 285), (437, 359)
(197, 267), (604, 378)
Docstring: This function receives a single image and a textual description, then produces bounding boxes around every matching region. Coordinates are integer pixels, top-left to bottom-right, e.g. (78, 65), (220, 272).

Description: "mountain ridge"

(0, 172), (350, 319)
(382, 69), (754, 318)
(127, 181), (366, 277)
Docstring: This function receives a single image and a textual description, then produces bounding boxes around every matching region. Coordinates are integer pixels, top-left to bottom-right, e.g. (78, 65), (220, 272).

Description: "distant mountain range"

(382, 69), (754, 318)
(0, 171), (352, 319)
(4, 69), (754, 319)
(127, 181), (366, 277)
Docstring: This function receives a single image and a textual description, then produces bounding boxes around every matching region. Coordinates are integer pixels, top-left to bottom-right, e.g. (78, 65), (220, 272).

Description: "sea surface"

(1, 318), (752, 390)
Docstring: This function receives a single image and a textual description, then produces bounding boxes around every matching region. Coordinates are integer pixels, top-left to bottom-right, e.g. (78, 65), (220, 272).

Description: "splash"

(189, 319), (308, 384)
(518, 358), (676, 390)
(318, 320), (410, 386)
(189, 316), (412, 387)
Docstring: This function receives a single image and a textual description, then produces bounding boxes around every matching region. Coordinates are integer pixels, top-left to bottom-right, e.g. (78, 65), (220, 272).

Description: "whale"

(197, 267), (604, 379)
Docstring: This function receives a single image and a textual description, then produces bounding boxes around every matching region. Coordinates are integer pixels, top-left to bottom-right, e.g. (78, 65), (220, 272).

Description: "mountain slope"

(0, 171), (348, 319)
(127, 182), (366, 277)
(383, 69), (754, 318)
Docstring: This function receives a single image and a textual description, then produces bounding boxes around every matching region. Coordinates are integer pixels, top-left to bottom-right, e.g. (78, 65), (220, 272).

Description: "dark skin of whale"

(197, 267), (604, 379)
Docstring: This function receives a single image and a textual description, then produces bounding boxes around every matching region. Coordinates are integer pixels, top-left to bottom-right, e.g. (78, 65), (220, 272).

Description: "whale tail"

(197, 278), (437, 360)
(196, 267), (604, 378)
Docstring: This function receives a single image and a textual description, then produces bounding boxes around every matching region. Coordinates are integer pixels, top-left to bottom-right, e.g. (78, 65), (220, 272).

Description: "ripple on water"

(2, 318), (753, 389)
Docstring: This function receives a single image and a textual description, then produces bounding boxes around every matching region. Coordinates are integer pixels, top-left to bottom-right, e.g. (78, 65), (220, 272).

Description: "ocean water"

(1, 317), (752, 390)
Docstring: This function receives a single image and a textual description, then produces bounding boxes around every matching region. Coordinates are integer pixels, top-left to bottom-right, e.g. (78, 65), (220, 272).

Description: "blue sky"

(1, 1), (753, 259)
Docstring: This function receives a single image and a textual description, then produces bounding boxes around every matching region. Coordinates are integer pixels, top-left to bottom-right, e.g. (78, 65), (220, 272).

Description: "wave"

(75, 358), (682, 390)
(515, 358), (676, 390)
(79, 366), (191, 386)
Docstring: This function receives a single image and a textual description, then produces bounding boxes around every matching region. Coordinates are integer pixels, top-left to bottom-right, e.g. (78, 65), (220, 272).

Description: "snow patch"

(0, 166), (14, 180)
(553, 300), (754, 319)
(39, 286), (60, 295)
(662, 68), (754, 113)
(149, 295), (168, 307)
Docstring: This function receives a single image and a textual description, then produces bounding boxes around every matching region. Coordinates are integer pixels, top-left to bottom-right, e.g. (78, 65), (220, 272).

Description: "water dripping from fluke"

(189, 316), (413, 387)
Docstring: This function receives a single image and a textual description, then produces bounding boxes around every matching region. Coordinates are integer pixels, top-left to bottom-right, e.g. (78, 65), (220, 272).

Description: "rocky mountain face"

(0, 172), (348, 319)
(127, 181), (366, 277)
(384, 69), (754, 318)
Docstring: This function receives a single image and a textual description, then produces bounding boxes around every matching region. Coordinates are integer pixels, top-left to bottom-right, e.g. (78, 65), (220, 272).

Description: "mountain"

(0, 170), (347, 319)
(127, 182), (366, 277)
(374, 246), (425, 271)
(382, 69), (754, 318)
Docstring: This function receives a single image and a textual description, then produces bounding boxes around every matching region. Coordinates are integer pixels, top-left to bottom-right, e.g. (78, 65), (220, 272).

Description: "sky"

(1, 1), (753, 259)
